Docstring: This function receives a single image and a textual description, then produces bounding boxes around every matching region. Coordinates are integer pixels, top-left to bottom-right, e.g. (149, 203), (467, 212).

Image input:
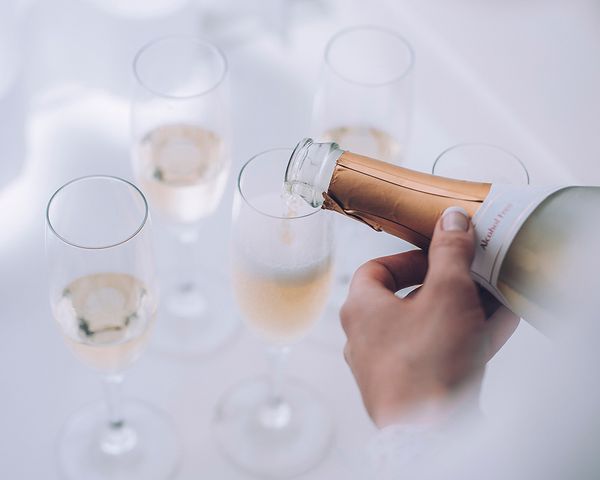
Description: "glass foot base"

(58, 400), (180, 480)
(153, 272), (239, 356)
(212, 378), (333, 478)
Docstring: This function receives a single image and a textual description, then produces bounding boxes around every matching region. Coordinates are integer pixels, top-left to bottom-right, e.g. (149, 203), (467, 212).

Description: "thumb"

(423, 206), (477, 295)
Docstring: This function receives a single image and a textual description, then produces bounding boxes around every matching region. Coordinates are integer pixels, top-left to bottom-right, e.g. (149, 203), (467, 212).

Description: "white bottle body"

(484, 186), (600, 329)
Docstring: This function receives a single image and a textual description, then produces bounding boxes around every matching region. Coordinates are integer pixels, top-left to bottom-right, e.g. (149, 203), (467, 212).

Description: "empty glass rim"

(324, 25), (415, 87)
(46, 175), (149, 250)
(133, 34), (228, 100)
(433, 142), (530, 184)
(237, 148), (322, 220)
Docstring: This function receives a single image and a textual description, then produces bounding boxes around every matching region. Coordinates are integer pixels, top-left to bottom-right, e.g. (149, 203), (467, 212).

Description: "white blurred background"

(1, 0), (599, 478)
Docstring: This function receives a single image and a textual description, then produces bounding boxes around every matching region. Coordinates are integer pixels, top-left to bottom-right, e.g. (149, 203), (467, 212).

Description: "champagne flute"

(433, 143), (530, 184)
(131, 35), (237, 356)
(45, 175), (179, 480)
(213, 149), (334, 478)
(312, 25), (414, 163)
(310, 26), (415, 347)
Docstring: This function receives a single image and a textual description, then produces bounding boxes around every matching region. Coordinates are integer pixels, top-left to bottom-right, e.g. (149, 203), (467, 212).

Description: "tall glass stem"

(165, 224), (208, 317)
(259, 345), (292, 430)
(174, 224), (201, 285)
(100, 374), (137, 455)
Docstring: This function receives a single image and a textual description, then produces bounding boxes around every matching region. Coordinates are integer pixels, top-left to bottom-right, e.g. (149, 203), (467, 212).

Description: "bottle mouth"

(285, 138), (314, 185)
(285, 137), (343, 208)
(285, 138), (318, 207)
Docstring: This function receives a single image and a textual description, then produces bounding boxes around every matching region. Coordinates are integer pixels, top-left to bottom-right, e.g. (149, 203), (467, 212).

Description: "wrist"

(373, 396), (454, 429)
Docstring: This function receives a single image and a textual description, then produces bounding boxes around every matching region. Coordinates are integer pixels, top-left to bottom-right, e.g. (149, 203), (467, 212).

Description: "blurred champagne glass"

(213, 149), (334, 478)
(311, 26), (414, 346)
(433, 143), (530, 184)
(131, 35), (237, 356)
(46, 175), (179, 480)
(312, 25), (414, 163)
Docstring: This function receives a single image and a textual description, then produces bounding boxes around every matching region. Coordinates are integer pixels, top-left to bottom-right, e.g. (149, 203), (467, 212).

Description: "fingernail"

(441, 207), (469, 231)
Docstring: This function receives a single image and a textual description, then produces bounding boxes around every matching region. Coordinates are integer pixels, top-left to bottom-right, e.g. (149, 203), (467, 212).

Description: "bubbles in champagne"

(233, 259), (332, 344)
(53, 273), (156, 373)
(232, 192), (332, 343)
(136, 124), (229, 223)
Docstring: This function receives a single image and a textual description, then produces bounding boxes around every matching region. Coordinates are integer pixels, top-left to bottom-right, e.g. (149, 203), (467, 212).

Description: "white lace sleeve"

(367, 399), (484, 480)
(368, 423), (446, 480)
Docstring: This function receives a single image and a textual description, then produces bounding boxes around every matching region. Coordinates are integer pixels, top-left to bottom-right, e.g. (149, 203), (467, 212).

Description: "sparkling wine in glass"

(46, 175), (179, 480)
(54, 272), (155, 373)
(213, 148), (334, 478)
(131, 35), (237, 356)
(233, 246), (332, 343)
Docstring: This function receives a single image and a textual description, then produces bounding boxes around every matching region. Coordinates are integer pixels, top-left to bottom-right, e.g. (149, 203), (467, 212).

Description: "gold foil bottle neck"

(325, 152), (491, 248)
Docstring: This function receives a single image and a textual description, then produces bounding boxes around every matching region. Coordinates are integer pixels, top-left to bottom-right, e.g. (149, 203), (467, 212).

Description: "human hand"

(341, 207), (520, 428)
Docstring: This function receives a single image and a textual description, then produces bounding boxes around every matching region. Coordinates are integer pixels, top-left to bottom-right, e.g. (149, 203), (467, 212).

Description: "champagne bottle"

(285, 138), (600, 331)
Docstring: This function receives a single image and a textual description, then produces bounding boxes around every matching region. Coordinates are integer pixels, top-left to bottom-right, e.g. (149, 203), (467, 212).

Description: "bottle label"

(471, 184), (565, 304)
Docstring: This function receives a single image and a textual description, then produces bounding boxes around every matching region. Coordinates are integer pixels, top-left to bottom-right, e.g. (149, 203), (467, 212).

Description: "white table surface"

(1, 0), (599, 478)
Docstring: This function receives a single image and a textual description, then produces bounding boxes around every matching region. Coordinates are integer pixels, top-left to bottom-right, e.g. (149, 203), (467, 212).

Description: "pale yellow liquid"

(137, 124), (228, 223)
(53, 273), (156, 373)
(233, 190), (332, 343)
(233, 258), (332, 344)
(322, 126), (403, 163)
